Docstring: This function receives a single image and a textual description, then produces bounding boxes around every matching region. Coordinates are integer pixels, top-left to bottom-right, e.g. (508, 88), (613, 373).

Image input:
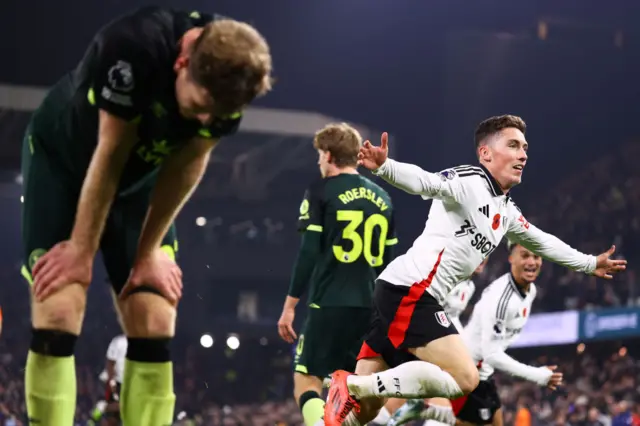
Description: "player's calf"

(117, 292), (177, 426)
(352, 357), (388, 425)
(294, 372), (325, 426)
(27, 283), (87, 425)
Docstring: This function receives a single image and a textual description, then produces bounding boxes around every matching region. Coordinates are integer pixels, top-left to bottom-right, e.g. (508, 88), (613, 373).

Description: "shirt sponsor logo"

(471, 233), (498, 256)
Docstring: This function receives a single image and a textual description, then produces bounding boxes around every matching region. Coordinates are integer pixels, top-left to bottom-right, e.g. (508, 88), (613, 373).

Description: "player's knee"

(31, 283), (86, 334)
(120, 292), (176, 338)
(455, 365), (479, 395)
(293, 372), (322, 401)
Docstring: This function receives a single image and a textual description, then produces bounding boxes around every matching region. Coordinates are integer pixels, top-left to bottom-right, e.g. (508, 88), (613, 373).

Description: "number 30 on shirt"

(333, 210), (389, 266)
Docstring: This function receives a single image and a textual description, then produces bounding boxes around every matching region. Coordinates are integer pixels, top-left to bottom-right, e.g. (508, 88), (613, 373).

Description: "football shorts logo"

(28, 248), (47, 270)
(434, 311), (451, 328)
(108, 60), (134, 92)
(298, 199), (310, 220)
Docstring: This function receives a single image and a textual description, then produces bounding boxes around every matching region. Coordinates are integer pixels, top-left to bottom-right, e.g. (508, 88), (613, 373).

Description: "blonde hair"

(313, 123), (362, 168)
(189, 19), (273, 115)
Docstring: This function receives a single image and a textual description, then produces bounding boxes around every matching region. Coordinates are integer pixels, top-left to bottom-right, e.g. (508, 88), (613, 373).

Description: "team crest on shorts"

(434, 311), (451, 328)
(28, 248), (47, 270)
(479, 408), (491, 420)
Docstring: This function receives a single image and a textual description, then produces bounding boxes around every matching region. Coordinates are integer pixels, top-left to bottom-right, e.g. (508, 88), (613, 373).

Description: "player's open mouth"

(524, 267), (537, 273)
(513, 164), (524, 171)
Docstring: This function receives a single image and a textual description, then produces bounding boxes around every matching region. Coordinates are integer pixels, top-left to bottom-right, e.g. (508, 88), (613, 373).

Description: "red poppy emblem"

(492, 214), (501, 230)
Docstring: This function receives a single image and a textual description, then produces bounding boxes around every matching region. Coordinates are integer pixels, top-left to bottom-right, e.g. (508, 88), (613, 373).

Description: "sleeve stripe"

(496, 285), (514, 321)
(458, 171), (496, 195)
(453, 165), (483, 173)
(457, 171), (484, 178)
(306, 224), (323, 232)
(385, 238), (399, 246)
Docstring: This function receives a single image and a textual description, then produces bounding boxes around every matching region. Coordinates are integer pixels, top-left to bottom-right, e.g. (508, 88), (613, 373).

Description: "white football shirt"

(106, 334), (127, 384)
(442, 279), (475, 332)
(463, 273), (551, 385)
(373, 159), (596, 305)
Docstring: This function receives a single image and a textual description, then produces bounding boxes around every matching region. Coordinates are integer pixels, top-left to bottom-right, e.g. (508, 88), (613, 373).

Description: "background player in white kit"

(323, 115), (627, 426)
(450, 242), (562, 426)
(104, 334), (127, 424)
(443, 259), (487, 333)
(87, 334), (127, 424)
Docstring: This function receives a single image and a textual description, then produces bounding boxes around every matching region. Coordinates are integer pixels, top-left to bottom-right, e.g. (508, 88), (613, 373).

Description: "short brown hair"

(474, 114), (526, 148)
(189, 19), (273, 116)
(313, 123), (362, 168)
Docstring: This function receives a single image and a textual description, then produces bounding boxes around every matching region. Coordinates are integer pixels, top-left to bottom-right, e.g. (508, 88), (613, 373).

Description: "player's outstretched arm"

(505, 203), (626, 279)
(359, 132), (465, 202)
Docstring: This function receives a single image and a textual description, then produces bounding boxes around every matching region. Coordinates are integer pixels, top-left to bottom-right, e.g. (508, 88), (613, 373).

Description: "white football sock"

(347, 361), (463, 400)
(370, 406), (391, 424)
(421, 405), (456, 425)
(343, 411), (361, 426)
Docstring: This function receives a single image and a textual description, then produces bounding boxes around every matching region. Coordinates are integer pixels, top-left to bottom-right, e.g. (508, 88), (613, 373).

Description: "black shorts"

(21, 127), (178, 295)
(294, 307), (372, 378)
(357, 280), (458, 368)
(451, 379), (501, 424)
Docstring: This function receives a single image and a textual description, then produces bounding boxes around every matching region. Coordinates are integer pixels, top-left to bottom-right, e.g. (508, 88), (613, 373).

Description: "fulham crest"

(434, 311), (451, 328)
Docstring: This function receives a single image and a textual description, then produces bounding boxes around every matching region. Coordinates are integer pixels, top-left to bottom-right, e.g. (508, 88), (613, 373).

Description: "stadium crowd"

(0, 142), (638, 425)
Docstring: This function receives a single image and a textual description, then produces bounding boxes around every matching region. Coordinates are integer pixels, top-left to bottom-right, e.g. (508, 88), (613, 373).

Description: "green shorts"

(20, 127), (178, 295)
(293, 306), (372, 378)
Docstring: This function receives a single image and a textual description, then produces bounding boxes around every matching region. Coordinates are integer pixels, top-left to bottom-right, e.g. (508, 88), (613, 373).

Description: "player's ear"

(325, 151), (334, 165)
(174, 55), (190, 73)
(478, 144), (491, 162)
